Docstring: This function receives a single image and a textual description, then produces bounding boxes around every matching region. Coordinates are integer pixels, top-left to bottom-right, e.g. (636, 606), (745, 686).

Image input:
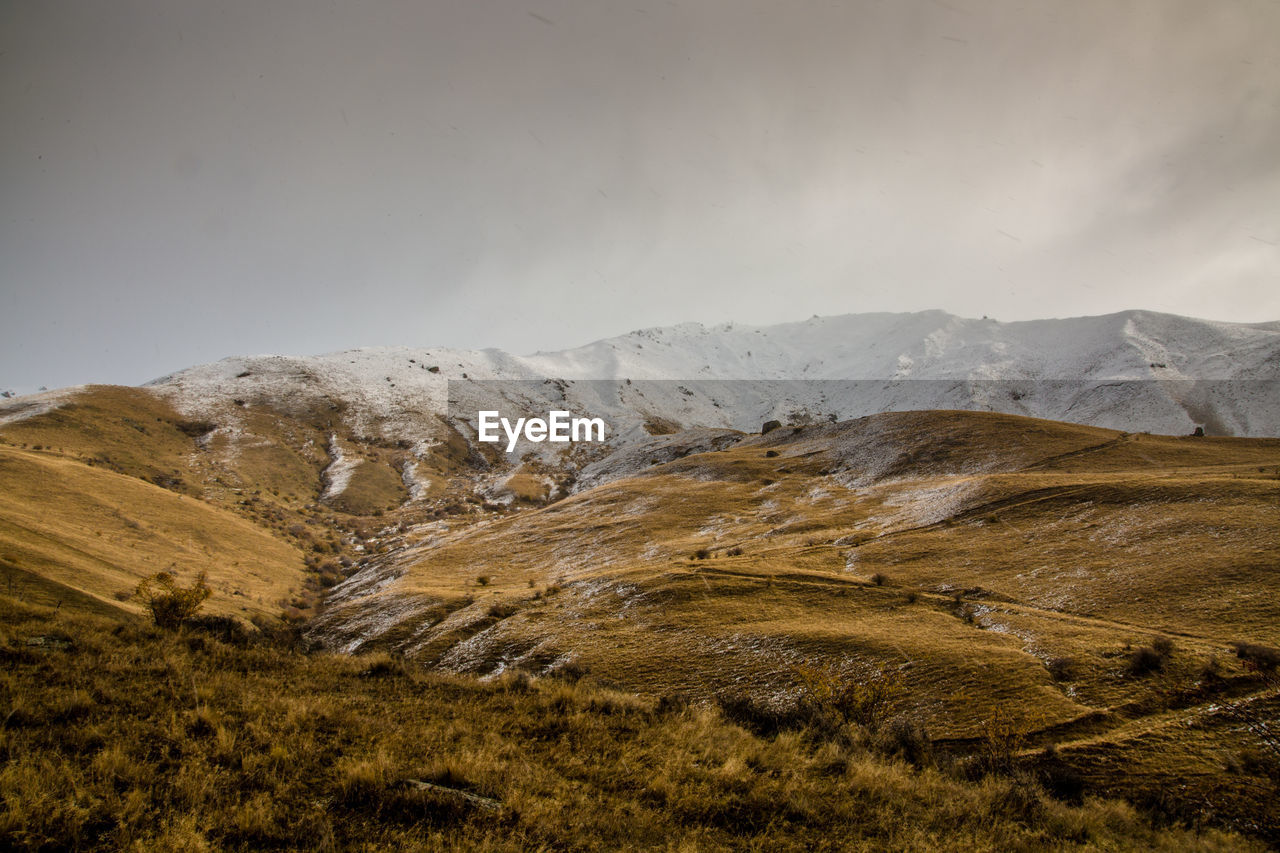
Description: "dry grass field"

(2, 390), (1278, 849)
(1, 595), (1266, 851)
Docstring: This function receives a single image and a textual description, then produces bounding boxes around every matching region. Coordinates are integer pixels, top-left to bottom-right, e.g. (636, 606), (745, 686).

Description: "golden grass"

(0, 446), (305, 621)
(1, 595), (1266, 851)
(301, 410), (1279, 842)
(324, 446), (409, 516)
(4, 395), (1279, 846)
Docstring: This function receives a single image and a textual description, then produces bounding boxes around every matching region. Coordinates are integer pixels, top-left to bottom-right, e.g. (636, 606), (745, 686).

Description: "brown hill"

(3, 394), (1278, 841)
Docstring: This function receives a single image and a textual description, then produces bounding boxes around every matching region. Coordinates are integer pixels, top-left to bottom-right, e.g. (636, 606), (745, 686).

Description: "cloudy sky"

(2, 0), (1277, 391)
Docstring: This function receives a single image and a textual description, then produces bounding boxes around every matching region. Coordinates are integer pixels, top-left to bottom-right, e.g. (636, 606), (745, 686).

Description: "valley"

(2, 310), (1278, 848)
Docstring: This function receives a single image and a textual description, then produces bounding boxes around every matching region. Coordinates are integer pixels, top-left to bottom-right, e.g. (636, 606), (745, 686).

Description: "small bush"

(475, 575), (491, 587)
(1047, 657), (1075, 682)
(487, 601), (519, 619)
(1127, 645), (1166, 676)
(870, 573), (888, 586)
(174, 420), (216, 437)
(692, 549), (711, 560)
(134, 570), (211, 629)
(795, 661), (903, 730)
(1232, 641), (1280, 672)
(874, 716), (932, 767)
(716, 691), (803, 737)
(186, 614), (251, 646)
(357, 652), (407, 678)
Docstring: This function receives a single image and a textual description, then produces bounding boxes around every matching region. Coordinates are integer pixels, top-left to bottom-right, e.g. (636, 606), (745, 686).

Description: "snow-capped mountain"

(140, 310), (1278, 445)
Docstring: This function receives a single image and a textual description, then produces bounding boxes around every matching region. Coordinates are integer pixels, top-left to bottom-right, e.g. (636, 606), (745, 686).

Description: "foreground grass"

(0, 597), (1262, 852)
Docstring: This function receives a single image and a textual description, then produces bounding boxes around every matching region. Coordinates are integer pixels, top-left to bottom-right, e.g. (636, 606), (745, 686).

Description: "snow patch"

(321, 433), (361, 500)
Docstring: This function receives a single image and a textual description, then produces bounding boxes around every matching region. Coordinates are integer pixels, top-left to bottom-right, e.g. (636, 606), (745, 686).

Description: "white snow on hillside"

(320, 433), (361, 500)
(131, 310), (1278, 445)
(5, 310), (1274, 444)
(0, 386), (85, 427)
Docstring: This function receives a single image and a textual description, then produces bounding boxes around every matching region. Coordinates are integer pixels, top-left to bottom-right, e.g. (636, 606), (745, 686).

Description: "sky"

(2, 0), (1278, 392)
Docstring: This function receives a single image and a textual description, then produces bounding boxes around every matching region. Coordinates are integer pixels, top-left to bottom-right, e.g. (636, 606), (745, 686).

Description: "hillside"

(7, 594), (1264, 852)
(1, 311), (1278, 846)
(304, 410), (1280, 839)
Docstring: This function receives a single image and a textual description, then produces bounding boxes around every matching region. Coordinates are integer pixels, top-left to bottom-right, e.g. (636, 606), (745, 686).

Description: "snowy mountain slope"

(137, 310), (1278, 448)
(5, 310), (1273, 500)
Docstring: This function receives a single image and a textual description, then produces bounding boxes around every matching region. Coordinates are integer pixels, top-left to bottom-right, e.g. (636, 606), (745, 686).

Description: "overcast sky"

(2, 0), (1277, 391)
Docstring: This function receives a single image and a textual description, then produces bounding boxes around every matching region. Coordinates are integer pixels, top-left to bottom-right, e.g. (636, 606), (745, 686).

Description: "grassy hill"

(0, 445), (304, 621)
(0, 385), (435, 622)
(1, 594), (1266, 851)
(309, 411), (1280, 842)
(2, 390), (1278, 847)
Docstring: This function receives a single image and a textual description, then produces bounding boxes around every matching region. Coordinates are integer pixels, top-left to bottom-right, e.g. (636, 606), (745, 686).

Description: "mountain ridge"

(130, 309), (1277, 444)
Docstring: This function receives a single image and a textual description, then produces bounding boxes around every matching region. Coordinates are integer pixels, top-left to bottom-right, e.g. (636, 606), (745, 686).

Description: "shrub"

(487, 601), (520, 619)
(979, 706), (1030, 776)
(795, 661), (903, 729)
(870, 573), (888, 586)
(1127, 645), (1166, 676)
(358, 653), (407, 678)
(475, 575), (491, 587)
(1232, 641), (1280, 673)
(174, 420), (216, 437)
(874, 716), (932, 766)
(134, 570), (211, 629)
(716, 691), (802, 737)
(1047, 657), (1075, 682)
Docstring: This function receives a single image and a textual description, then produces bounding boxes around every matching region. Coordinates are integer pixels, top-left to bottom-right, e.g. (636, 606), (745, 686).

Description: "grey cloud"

(1, 0), (1277, 391)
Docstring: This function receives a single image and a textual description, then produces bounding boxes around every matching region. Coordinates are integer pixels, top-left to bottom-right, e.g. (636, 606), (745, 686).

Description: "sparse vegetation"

(133, 570), (211, 628)
(1, 596), (1261, 851)
(4, 396), (1280, 847)
(1047, 656), (1076, 682)
(1232, 641), (1280, 673)
(1127, 640), (1175, 676)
